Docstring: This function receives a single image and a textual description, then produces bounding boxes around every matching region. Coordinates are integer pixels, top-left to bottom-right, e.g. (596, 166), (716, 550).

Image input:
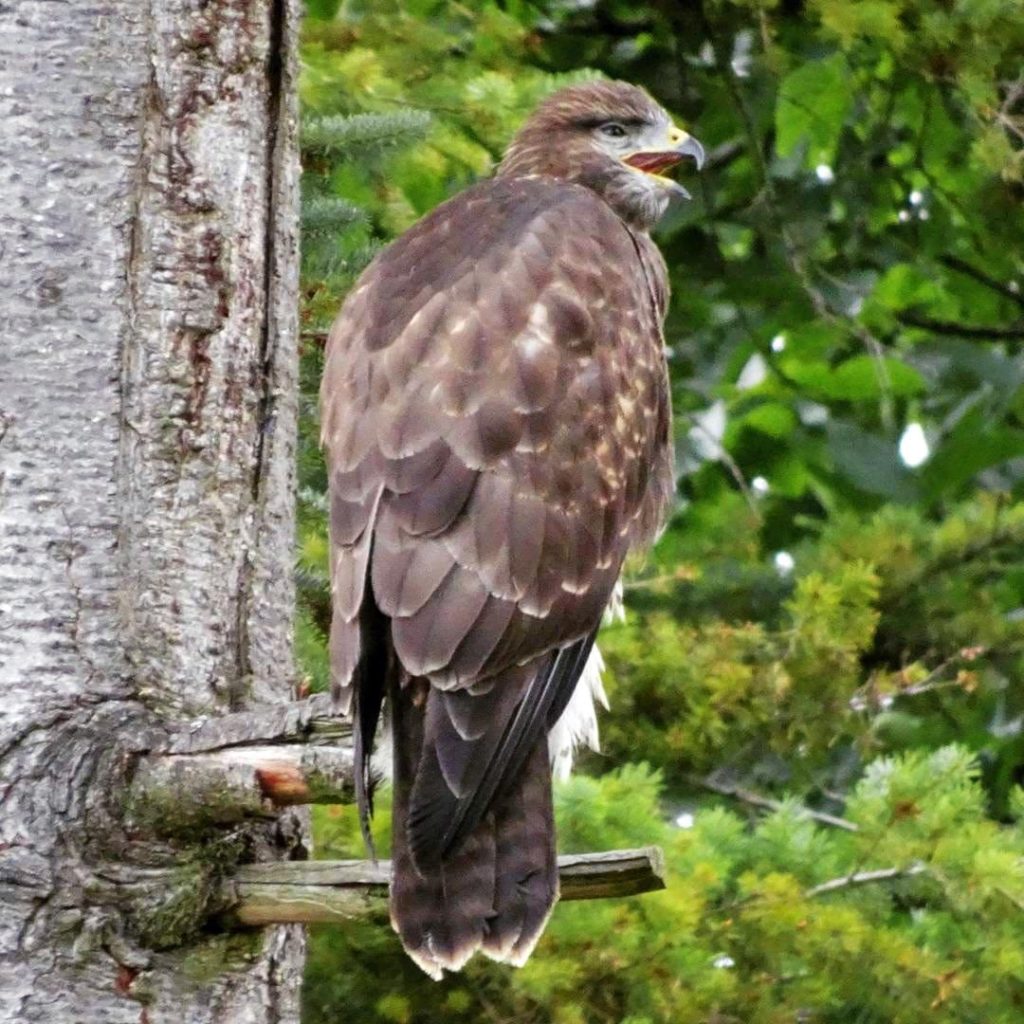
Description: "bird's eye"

(599, 122), (627, 139)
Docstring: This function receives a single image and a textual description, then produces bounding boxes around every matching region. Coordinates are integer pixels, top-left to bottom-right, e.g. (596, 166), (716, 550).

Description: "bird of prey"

(320, 80), (703, 979)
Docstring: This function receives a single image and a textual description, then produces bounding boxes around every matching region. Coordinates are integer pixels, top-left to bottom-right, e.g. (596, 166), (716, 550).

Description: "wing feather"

(322, 174), (674, 905)
(446, 594), (517, 684)
(385, 447), (477, 536)
(372, 537), (456, 619)
(391, 565), (491, 677)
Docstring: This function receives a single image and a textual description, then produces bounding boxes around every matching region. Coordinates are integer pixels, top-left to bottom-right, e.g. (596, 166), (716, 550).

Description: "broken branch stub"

(125, 697), (361, 836)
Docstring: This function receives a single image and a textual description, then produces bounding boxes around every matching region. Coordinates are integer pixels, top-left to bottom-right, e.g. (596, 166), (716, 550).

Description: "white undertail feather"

(547, 577), (623, 779)
(547, 646), (609, 780)
(406, 946), (445, 982)
(371, 717), (393, 784)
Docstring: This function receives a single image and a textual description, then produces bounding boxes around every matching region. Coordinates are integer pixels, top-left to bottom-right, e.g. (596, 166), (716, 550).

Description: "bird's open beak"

(623, 126), (705, 199)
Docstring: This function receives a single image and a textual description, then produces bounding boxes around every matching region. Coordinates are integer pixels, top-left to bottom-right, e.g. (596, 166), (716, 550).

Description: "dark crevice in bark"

(234, 0), (289, 712)
(265, 936), (285, 1024)
(118, 0), (159, 719)
(252, 0), (286, 507)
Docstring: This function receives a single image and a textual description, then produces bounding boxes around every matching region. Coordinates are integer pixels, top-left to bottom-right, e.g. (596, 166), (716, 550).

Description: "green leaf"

(870, 263), (943, 311)
(827, 420), (919, 501)
(921, 406), (1024, 500)
(775, 53), (852, 166)
(783, 356), (924, 400)
(827, 355), (925, 399)
(741, 402), (798, 438)
(816, 0), (905, 49)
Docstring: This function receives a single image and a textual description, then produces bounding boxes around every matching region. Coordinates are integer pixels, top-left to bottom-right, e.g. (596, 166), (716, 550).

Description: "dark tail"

(389, 675), (558, 979)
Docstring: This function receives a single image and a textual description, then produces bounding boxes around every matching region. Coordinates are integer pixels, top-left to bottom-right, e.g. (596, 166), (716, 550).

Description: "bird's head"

(497, 80), (704, 231)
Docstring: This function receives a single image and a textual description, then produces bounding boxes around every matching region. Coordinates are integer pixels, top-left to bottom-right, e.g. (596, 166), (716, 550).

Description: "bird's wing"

(321, 175), (672, 858)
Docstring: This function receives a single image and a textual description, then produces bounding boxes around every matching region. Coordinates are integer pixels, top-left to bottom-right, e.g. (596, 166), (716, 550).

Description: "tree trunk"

(0, 1), (302, 1020)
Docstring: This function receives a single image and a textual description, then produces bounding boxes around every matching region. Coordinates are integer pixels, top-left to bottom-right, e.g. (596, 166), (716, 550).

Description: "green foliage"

(295, 0), (1024, 1020)
(775, 53), (852, 166)
(307, 748), (1024, 1023)
(301, 109), (433, 160)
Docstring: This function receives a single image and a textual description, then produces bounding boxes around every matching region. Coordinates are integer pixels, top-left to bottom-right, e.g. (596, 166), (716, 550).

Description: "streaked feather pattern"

(321, 87), (676, 977)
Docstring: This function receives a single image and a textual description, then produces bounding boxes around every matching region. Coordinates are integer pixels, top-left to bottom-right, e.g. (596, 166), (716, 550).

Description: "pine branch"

(301, 194), (366, 235)
(303, 240), (382, 294)
(301, 109), (432, 160)
(691, 774), (859, 832)
(806, 863), (927, 898)
(879, 521), (1024, 620)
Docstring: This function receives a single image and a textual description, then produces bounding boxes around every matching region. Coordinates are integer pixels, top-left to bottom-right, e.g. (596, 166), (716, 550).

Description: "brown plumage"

(320, 80), (703, 978)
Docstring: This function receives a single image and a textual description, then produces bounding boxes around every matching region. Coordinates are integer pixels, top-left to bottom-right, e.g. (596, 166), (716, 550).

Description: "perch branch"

(224, 847), (667, 926)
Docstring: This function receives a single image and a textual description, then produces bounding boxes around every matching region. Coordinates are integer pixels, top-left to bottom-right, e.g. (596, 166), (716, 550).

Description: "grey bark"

(0, 0), (302, 1021)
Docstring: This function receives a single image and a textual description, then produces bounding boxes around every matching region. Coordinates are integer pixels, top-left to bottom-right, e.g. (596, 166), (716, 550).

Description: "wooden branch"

(223, 847), (666, 926)
(692, 774), (859, 832)
(939, 255), (1024, 311)
(706, 137), (746, 172)
(163, 694), (342, 754)
(127, 742), (357, 834)
(806, 863), (927, 898)
(896, 311), (1024, 341)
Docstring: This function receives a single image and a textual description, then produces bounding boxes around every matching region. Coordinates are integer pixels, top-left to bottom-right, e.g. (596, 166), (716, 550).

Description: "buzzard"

(321, 80), (703, 978)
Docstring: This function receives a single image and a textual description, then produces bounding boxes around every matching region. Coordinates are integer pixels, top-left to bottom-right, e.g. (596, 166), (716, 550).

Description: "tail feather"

(391, 823), (497, 978)
(389, 673), (558, 978)
(482, 738), (558, 966)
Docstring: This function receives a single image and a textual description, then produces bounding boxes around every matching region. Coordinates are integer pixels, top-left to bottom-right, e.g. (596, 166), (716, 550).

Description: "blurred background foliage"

(295, 0), (1024, 1021)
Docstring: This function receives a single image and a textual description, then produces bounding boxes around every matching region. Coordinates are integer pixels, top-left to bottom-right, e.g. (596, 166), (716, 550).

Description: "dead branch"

(692, 774), (859, 832)
(806, 863), (927, 898)
(162, 694), (341, 754)
(127, 743), (357, 835)
(224, 847), (667, 926)
(126, 697), (357, 833)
